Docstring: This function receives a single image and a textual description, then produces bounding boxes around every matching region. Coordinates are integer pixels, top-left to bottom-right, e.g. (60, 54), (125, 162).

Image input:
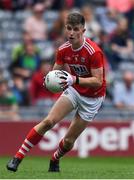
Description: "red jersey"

(55, 37), (106, 97)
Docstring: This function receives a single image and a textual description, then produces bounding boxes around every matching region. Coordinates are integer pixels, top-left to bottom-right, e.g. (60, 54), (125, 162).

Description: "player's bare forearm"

(78, 67), (103, 88)
(53, 63), (70, 73)
(53, 63), (63, 70)
(78, 76), (102, 88)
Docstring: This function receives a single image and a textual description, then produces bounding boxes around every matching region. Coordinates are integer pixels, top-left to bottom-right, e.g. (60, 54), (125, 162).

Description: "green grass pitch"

(1, 156), (134, 179)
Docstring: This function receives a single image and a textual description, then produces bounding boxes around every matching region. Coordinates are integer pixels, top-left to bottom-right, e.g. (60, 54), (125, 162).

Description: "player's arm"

(78, 51), (104, 88)
(53, 63), (64, 70)
(53, 62), (71, 73)
(78, 67), (103, 88)
(59, 67), (103, 89)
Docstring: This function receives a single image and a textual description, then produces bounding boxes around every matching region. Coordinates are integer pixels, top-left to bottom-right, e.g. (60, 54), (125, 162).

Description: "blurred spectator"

(0, 0), (36, 11)
(12, 0), (34, 11)
(29, 61), (59, 106)
(51, 0), (87, 10)
(106, 0), (134, 28)
(97, 30), (111, 57)
(51, 0), (74, 10)
(0, 0), (12, 10)
(10, 31), (41, 82)
(74, 0), (87, 8)
(0, 75), (20, 121)
(11, 74), (30, 106)
(49, 8), (69, 46)
(23, 2), (48, 42)
(108, 16), (134, 70)
(113, 70), (134, 109)
(50, 0), (63, 10)
(96, 6), (118, 34)
(81, 5), (101, 42)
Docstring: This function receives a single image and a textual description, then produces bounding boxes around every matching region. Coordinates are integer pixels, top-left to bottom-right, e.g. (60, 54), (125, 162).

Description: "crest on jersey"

(81, 57), (85, 63)
(74, 56), (78, 62)
(72, 54), (79, 62)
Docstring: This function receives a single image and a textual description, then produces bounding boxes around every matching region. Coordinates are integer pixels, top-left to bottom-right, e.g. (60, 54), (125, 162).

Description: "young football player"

(7, 12), (106, 172)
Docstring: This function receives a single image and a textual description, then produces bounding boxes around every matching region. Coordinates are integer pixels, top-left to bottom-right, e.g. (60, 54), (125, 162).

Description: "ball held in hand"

(45, 70), (64, 93)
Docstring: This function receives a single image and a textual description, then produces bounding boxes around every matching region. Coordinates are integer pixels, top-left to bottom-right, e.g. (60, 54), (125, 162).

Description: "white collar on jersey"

(71, 37), (86, 52)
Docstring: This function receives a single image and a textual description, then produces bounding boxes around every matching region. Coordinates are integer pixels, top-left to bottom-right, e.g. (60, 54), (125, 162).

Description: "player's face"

(65, 24), (85, 48)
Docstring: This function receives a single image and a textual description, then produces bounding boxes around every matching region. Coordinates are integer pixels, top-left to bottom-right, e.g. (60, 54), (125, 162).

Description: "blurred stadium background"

(1, 0), (134, 178)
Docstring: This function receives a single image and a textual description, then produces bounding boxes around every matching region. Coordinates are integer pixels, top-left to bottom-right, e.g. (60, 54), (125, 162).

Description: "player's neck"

(71, 37), (85, 50)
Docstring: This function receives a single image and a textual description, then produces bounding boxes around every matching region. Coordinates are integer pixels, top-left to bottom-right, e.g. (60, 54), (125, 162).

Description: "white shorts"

(61, 86), (105, 122)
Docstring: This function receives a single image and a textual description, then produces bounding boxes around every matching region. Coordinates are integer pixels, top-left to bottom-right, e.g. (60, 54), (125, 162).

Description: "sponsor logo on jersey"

(70, 64), (89, 76)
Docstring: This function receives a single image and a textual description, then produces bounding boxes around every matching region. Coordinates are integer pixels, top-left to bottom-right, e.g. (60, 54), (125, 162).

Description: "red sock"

(51, 139), (71, 162)
(15, 128), (43, 160)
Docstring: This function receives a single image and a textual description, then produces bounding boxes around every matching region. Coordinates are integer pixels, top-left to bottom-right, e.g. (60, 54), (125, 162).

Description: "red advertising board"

(1, 121), (134, 157)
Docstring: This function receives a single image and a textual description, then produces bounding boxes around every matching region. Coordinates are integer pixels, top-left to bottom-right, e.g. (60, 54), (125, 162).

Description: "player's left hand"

(59, 71), (76, 90)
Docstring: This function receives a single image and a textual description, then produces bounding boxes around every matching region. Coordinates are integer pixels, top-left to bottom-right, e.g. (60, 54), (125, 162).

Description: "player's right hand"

(59, 71), (76, 90)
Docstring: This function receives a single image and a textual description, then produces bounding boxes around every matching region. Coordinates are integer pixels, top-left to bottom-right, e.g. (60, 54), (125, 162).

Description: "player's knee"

(64, 137), (75, 149)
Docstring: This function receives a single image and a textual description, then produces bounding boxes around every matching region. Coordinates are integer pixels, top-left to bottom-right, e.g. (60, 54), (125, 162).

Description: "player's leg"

(48, 88), (104, 172)
(6, 96), (74, 172)
(34, 95), (74, 135)
(48, 113), (89, 172)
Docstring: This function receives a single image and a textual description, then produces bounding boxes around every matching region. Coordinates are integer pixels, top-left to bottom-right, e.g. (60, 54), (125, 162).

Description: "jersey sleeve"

(55, 49), (64, 65)
(90, 51), (104, 69)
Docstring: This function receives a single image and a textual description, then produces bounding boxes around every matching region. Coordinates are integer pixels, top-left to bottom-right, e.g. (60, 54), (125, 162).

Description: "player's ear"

(83, 28), (86, 33)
